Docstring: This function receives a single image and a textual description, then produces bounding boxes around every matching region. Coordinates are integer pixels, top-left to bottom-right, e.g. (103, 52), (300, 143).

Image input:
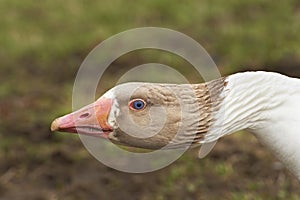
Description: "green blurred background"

(0, 0), (300, 199)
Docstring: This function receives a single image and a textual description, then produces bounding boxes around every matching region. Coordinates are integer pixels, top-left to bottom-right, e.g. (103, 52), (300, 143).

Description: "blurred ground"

(0, 1), (300, 199)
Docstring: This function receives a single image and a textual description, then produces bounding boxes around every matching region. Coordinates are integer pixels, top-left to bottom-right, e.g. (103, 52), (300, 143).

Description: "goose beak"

(50, 98), (114, 138)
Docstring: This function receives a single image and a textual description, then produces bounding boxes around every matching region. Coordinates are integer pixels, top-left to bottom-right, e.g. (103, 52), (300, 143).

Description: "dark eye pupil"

(134, 100), (144, 109)
(136, 103), (142, 107)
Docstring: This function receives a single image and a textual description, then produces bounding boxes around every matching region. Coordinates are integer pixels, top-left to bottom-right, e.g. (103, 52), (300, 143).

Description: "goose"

(51, 71), (300, 179)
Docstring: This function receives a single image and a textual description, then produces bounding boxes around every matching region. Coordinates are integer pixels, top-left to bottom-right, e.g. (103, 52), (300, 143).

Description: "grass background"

(0, 0), (300, 199)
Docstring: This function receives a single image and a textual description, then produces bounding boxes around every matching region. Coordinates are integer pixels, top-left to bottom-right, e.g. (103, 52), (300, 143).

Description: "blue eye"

(129, 99), (146, 111)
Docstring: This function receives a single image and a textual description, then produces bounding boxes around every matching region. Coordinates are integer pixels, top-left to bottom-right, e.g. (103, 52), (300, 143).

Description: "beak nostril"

(79, 113), (90, 119)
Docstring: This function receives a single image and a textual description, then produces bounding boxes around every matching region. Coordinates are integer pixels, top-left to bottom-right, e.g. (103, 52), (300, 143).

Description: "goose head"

(50, 71), (300, 179)
(51, 80), (225, 150)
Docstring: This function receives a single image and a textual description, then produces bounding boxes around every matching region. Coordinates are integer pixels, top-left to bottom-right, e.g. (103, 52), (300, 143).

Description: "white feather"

(198, 140), (217, 158)
(202, 71), (300, 179)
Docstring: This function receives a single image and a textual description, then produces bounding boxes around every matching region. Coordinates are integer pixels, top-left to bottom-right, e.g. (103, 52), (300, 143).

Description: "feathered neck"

(206, 71), (286, 140)
(203, 71), (300, 179)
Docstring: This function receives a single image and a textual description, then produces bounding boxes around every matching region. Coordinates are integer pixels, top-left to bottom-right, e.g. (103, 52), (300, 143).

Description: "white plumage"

(201, 71), (300, 178)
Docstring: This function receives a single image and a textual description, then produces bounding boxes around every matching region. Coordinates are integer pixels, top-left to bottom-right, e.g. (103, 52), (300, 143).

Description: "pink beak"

(50, 98), (114, 138)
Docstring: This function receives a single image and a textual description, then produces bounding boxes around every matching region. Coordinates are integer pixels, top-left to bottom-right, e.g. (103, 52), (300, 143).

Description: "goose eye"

(129, 99), (146, 111)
